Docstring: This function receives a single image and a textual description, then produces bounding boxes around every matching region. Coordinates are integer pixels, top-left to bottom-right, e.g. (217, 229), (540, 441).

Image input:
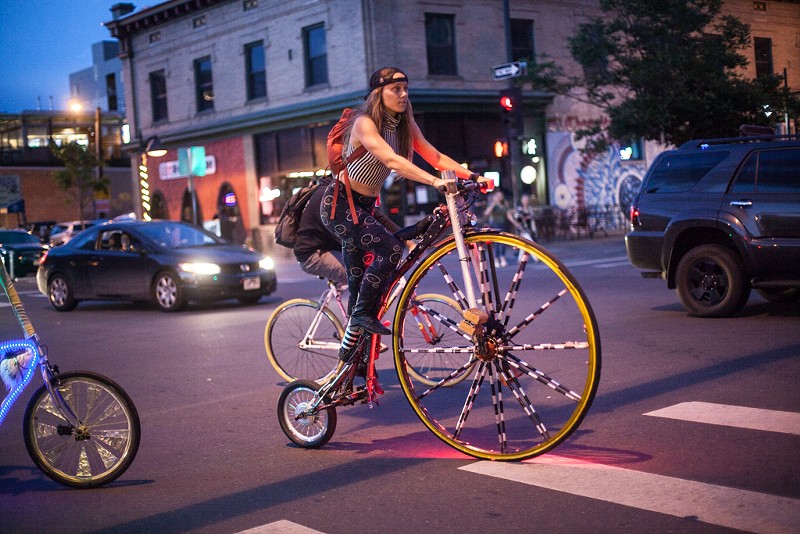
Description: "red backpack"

(326, 108), (367, 224)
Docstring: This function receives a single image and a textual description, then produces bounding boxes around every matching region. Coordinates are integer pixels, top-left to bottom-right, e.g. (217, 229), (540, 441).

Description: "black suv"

(626, 128), (800, 317)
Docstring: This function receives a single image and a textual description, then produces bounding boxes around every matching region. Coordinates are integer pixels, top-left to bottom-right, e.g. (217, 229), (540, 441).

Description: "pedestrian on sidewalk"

(508, 193), (538, 242)
(483, 189), (511, 266)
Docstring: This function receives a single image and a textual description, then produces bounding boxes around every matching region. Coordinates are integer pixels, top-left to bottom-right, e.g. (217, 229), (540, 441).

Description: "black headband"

(370, 75), (408, 90)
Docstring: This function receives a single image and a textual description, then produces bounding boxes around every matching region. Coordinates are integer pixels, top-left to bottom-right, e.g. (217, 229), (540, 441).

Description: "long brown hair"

(346, 67), (413, 160)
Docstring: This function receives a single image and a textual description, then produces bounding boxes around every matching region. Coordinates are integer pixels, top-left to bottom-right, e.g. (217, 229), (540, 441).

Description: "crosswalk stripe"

(460, 457), (800, 534)
(236, 520), (325, 534)
(644, 402), (800, 435)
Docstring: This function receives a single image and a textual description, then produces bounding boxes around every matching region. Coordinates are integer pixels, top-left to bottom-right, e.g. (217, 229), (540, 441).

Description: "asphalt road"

(1, 234), (798, 533)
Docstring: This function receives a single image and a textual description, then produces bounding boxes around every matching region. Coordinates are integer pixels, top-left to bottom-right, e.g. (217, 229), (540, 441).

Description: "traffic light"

(499, 87), (524, 136)
(493, 140), (508, 158)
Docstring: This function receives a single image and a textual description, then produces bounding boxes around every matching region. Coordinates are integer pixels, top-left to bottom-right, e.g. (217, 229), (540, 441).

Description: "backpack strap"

(330, 145), (367, 225)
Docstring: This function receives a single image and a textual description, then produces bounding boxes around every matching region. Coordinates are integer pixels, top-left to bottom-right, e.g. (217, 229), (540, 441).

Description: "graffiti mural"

(546, 131), (646, 231)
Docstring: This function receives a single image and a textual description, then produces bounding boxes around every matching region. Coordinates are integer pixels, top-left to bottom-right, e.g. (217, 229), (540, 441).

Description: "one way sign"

(492, 61), (527, 80)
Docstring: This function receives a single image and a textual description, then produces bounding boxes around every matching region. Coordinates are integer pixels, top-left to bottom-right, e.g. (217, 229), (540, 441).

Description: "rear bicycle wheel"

(403, 293), (472, 386)
(277, 379), (337, 448)
(23, 371), (140, 488)
(265, 299), (344, 384)
(393, 232), (600, 461)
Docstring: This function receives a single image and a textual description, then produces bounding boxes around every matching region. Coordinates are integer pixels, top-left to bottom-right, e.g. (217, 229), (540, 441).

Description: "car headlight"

(178, 262), (221, 275)
(259, 256), (274, 270)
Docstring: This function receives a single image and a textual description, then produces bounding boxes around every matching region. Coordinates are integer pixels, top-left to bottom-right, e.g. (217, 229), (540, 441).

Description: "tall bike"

(0, 262), (140, 488)
(278, 175), (601, 461)
(265, 277), (467, 386)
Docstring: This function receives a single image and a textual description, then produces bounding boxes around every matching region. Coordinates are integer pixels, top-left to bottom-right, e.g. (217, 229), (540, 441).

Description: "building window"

(245, 41), (267, 100)
(425, 13), (457, 75)
(754, 37), (773, 78)
(511, 19), (534, 62)
(106, 73), (118, 111)
(149, 69), (168, 122)
(194, 56), (214, 112)
(243, 0), (258, 10)
(193, 15), (207, 29)
(149, 32), (160, 44)
(303, 23), (328, 87)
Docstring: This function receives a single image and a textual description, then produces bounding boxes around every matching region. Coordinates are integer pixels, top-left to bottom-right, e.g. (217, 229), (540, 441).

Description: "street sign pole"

(502, 0), (520, 207)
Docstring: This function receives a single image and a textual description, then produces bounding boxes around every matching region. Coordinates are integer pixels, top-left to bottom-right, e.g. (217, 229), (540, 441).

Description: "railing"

(534, 205), (627, 241)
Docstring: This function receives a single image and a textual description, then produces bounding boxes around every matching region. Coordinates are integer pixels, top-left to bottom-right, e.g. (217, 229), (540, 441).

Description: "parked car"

(26, 220), (56, 243)
(0, 229), (49, 278)
(626, 127), (800, 317)
(49, 220), (97, 246)
(37, 220), (277, 311)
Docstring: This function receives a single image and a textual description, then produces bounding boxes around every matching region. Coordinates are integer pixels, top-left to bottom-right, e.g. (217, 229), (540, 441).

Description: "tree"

(526, 0), (799, 153)
(50, 142), (108, 220)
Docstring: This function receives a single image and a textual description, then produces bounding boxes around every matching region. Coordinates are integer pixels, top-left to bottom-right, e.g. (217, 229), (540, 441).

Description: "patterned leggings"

(320, 181), (403, 313)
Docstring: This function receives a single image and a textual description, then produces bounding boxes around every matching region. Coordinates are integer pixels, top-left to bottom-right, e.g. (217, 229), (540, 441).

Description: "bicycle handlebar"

(435, 174), (493, 195)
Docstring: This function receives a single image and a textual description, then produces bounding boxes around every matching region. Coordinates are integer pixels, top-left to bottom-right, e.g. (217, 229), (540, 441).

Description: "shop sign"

(159, 155), (217, 180)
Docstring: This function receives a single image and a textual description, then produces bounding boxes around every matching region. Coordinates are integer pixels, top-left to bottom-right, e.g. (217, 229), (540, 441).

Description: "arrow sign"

(493, 61), (526, 81)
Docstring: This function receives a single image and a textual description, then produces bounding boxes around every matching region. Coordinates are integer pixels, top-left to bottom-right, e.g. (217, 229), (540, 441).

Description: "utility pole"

(503, 0), (521, 208)
(94, 106), (103, 218)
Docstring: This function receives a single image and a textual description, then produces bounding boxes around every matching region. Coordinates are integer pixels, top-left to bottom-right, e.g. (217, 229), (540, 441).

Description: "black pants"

(320, 181), (403, 313)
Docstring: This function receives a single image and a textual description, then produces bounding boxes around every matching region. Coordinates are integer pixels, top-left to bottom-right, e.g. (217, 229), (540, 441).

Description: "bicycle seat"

(395, 215), (433, 241)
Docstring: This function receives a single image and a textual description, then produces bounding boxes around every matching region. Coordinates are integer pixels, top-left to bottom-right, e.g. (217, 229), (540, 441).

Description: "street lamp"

(145, 136), (167, 157)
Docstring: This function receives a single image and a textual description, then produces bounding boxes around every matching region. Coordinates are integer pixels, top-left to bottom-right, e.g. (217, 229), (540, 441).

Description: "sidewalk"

(269, 230), (628, 284)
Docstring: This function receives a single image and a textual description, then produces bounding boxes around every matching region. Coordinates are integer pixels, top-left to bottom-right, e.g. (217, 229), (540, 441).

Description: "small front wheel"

(277, 380), (336, 448)
(23, 371), (140, 488)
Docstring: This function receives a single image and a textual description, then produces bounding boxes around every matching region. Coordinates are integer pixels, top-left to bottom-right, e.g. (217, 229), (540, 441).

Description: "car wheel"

(756, 288), (800, 303)
(676, 244), (750, 318)
(153, 271), (186, 312)
(48, 273), (77, 312)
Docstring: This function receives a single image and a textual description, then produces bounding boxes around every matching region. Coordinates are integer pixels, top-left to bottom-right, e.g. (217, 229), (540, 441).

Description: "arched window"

(150, 191), (168, 220)
(181, 188), (203, 225)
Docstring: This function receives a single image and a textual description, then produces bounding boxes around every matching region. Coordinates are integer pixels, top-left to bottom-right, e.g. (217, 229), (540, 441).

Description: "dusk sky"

(0, 0), (124, 113)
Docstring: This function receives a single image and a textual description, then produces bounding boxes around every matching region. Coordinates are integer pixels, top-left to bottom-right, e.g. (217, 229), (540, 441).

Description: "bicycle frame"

(301, 173), (487, 408)
(299, 274), (417, 352)
(296, 281), (348, 352)
(0, 262), (78, 429)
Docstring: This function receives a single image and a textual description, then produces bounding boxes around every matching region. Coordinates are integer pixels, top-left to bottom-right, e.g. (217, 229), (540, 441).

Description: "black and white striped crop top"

(343, 112), (401, 189)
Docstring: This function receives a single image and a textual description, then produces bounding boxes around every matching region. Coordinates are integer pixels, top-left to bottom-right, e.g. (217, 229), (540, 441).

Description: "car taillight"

(39, 249), (49, 264)
(630, 205), (640, 226)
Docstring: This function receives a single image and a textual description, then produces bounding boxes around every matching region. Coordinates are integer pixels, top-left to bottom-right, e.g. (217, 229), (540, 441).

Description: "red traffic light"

(499, 95), (514, 111)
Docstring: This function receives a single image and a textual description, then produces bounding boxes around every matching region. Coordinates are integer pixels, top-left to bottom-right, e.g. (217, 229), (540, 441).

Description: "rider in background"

(295, 174), (401, 315)
(294, 175), (348, 289)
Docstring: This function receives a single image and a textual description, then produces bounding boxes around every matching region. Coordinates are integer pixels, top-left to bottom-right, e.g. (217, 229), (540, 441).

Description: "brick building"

(105, 0), (799, 251)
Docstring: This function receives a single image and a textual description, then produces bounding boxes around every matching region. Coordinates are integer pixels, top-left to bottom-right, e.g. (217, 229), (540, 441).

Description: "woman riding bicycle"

(320, 67), (488, 361)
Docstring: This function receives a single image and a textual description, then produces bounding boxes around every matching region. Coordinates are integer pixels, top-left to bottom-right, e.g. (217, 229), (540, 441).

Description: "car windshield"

(138, 223), (223, 248)
(0, 231), (39, 244)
